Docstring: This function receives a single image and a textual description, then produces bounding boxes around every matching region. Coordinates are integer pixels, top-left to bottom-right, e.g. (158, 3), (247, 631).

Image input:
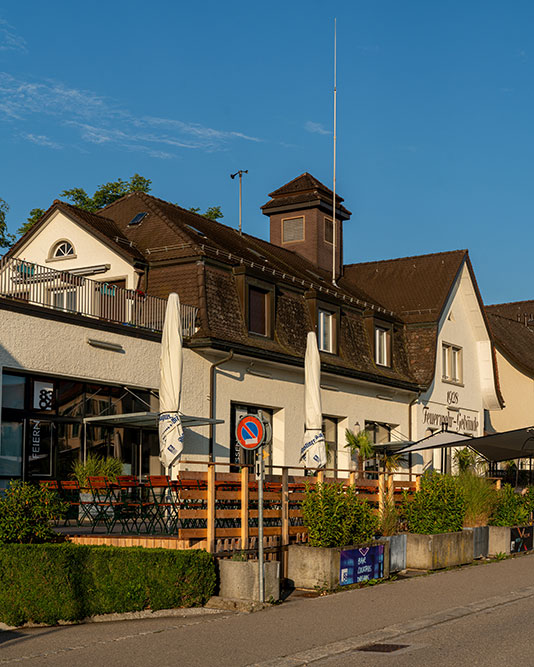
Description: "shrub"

(0, 481), (67, 544)
(456, 473), (497, 527)
(403, 472), (466, 534)
(490, 484), (529, 527)
(0, 543), (216, 626)
(301, 482), (378, 547)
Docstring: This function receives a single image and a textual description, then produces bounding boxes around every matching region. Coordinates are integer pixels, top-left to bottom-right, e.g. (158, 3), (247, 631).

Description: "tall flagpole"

(332, 18), (338, 286)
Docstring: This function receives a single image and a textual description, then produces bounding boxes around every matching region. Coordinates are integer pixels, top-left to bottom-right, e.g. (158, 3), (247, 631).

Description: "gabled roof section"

(486, 300), (534, 325)
(261, 172), (351, 218)
(486, 304), (534, 377)
(344, 250), (468, 324)
(4, 200), (145, 263)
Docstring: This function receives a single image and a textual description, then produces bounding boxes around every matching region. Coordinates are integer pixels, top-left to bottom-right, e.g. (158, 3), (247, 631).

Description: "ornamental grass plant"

(72, 454), (123, 489)
(301, 482), (378, 548)
(456, 472), (498, 527)
(403, 472), (467, 534)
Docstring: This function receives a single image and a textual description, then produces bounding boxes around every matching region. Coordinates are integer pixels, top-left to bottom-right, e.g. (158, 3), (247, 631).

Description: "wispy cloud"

(0, 18), (27, 53)
(305, 121), (330, 136)
(23, 133), (62, 149)
(0, 72), (263, 157)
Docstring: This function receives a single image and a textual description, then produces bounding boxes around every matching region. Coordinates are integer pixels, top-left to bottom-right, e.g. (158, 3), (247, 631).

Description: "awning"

(397, 430), (472, 455)
(83, 411), (223, 429)
(397, 426), (534, 463)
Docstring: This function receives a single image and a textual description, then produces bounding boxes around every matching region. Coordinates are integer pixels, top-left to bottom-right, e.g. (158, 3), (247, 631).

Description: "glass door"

(27, 419), (54, 479)
(0, 420), (24, 489)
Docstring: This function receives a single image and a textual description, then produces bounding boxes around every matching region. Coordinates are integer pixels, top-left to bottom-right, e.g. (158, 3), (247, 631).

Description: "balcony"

(0, 257), (198, 337)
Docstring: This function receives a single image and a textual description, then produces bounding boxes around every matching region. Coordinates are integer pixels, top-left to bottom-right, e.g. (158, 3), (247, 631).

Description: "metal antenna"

(332, 18), (338, 286)
(230, 170), (248, 235)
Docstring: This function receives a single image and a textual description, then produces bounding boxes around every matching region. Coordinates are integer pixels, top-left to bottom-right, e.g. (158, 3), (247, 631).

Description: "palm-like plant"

(345, 429), (374, 478)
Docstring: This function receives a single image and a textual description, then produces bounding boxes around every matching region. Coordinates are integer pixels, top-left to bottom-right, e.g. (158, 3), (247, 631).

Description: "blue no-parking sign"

(236, 414), (265, 450)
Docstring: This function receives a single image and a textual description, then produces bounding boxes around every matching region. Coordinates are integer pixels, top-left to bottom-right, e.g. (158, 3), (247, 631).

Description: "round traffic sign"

(236, 414), (265, 450)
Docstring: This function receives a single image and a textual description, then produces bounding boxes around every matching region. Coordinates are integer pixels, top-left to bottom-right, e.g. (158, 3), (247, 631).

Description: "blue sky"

(1, 1), (533, 304)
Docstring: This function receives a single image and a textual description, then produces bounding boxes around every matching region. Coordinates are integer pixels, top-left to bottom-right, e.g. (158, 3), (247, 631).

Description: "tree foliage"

(188, 205), (223, 221)
(17, 174), (153, 236)
(0, 197), (15, 248)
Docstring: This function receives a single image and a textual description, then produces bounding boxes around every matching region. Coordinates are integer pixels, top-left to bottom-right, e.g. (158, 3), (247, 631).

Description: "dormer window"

(375, 326), (392, 367)
(50, 241), (75, 260)
(318, 308), (336, 353)
(247, 281), (274, 338)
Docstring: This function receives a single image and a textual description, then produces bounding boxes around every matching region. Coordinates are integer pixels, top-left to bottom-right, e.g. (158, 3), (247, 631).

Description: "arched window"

(51, 241), (75, 259)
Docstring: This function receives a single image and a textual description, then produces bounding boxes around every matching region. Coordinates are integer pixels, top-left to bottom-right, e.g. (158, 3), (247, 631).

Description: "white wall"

(412, 263), (501, 472)
(13, 210), (138, 289)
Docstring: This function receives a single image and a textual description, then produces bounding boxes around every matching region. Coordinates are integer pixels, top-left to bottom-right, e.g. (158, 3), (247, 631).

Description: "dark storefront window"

(1, 371), (156, 483)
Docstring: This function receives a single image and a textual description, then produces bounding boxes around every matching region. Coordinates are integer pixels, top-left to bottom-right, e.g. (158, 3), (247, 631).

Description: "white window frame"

(52, 241), (75, 259)
(374, 326), (390, 366)
(442, 342), (462, 384)
(318, 308), (334, 353)
(51, 288), (77, 313)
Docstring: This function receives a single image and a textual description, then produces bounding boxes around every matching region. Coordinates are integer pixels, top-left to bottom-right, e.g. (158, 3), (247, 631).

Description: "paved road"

(2, 554), (534, 666)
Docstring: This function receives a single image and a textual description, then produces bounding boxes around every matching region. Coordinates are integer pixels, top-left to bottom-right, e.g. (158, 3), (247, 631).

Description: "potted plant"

(72, 454), (123, 522)
(488, 484), (532, 555)
(287, 482), (388, 589)
(402, 471), (472, 569)
(344, 429), (374, 479)
(456, 471), (497, 558)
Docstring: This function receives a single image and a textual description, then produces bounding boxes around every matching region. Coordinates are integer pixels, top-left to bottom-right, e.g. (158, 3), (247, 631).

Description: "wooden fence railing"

(168, 462), (420, 553)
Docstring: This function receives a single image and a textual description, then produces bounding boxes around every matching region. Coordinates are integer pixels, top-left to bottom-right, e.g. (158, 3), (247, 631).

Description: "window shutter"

(282, 217), (304, 243)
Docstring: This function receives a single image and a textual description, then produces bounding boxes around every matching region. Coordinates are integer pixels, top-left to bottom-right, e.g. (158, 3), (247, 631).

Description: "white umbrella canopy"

(299, 331), (327, 470)
(158, 292), (184, 469)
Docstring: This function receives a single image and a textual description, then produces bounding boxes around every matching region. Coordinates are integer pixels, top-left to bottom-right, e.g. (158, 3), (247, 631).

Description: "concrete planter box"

(463, 526), (489, 559)
(382, 534), (407, 572)
(405, 531), (473, 570)
(488, 526), (511, 556)
(287, 541), (390, 590)
(218, 560), (280, 602)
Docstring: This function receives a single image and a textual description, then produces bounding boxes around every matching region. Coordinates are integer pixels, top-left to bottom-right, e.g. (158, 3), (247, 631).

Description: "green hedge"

(0, 543), (216, 626)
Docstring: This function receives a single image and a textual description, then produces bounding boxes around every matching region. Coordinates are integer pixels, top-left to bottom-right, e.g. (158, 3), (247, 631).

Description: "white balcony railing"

(0, 257), (198, 337)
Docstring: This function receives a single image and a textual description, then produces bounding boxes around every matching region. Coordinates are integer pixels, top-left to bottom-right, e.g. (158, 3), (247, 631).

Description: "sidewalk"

(2, 554), (534, 666)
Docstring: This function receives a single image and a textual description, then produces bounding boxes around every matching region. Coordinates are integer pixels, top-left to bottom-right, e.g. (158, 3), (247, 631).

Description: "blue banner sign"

(339, 544), (385, 586)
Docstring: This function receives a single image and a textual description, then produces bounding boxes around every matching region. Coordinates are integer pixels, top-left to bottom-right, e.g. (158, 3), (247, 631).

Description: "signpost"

(236, 412), (270, 602)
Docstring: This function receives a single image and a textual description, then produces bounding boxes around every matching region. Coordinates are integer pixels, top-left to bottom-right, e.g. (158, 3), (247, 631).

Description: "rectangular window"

(318, 309), (334, 353)
(442, 343), (462, 383)
(2, 374), (26, 410)
(364, 421), (392, 477)
(322, 416), (338, 473)
(324, 217), (333, 244)
(282, 217), (304, 243)
(248, 286), (269, 336)
(375, 326), (391, 366)
(52, 289), (77, 312)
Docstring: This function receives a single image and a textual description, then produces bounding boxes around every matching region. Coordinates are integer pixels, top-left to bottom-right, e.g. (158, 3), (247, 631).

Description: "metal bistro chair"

(57, 480), (82, 526)
(112, 476), (149, 534)
(87, 476), (114, 533)
(147, 475), (179, 534)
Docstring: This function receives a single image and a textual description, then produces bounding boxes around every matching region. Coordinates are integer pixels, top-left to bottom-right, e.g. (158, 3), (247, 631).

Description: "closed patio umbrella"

(299, 331), (327, 470)
(158, 292), (184, 469)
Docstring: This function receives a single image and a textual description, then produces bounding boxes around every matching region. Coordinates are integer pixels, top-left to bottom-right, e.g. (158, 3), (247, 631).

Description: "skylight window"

(128, 212), (147, 226)
(185, 224), (206, 238)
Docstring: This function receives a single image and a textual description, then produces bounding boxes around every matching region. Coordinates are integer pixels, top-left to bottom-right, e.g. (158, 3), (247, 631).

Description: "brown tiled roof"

(261, 172), (351, 218)
(4, 200), (144, 263)
(486, 300), (534, 326)
(486, 310), (534, 377)
(344, 250), (467, 324)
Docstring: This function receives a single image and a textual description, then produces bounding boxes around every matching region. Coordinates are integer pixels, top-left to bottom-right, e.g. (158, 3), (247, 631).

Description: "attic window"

(52, 241), (75, 259)
(282, 217), (304, 243)
(128, 212), (147, 226)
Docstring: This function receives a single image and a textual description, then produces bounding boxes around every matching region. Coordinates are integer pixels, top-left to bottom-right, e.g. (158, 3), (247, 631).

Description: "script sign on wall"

(339, 544), (385, 585)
